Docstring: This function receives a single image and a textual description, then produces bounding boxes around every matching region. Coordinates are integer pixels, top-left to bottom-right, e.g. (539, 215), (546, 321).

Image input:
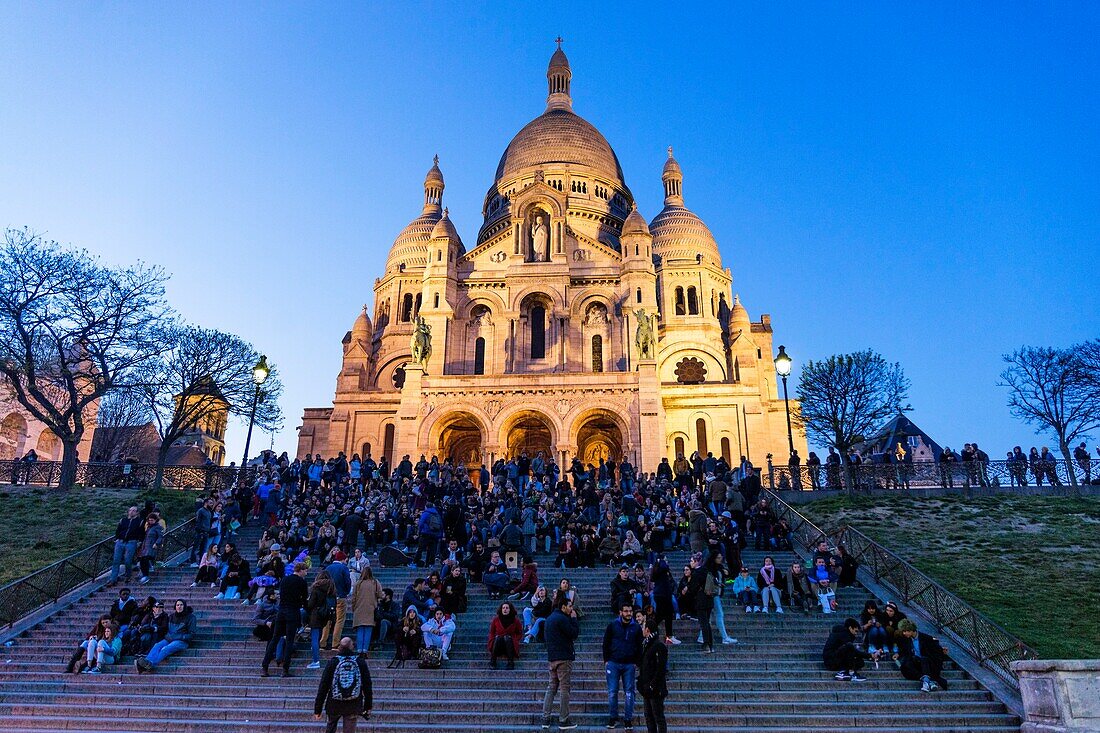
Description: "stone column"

(636, 359), (665, 472)
(394, 364), (425, 461)
(1012, 660), (1100, 733)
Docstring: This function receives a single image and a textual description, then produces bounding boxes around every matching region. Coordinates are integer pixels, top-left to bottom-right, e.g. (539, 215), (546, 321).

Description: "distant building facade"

(298, 44), (807, 472)
(857, 413), (943, 463)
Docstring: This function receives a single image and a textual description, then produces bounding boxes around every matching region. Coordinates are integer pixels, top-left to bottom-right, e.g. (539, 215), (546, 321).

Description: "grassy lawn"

(797, 493), (1100, 660)
(0, 485), (202, 586)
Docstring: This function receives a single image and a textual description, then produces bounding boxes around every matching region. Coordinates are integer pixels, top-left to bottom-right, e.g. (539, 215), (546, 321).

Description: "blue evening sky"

(2, 3), (1097, 462)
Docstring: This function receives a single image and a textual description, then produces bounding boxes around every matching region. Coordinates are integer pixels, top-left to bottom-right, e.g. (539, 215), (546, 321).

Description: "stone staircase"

(0, 526), (1020, 732)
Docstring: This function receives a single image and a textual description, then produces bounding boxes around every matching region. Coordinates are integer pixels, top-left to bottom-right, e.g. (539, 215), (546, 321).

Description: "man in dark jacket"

(412, 503), (443, 567)
(637, 618), (669, 733)
(822, 617), (871, 681)
(895, 619), (949, 692)
(262, 562), (309, 677)
(108, 587), (138, 630)
(542, 597), (580, 730)
(111, 506), (145, 583)
(401, 579), (433, 620)
(314, 636), (372, 733)
(603, 602), (643, 729)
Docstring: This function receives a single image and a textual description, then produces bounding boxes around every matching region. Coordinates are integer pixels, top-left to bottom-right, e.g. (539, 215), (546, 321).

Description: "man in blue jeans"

(602, 602), (642, 730)
(110, 506), (144, 584)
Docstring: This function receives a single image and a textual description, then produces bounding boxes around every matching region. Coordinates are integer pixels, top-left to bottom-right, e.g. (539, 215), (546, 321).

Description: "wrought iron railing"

(762, 488), (1036, 692)
(1, 459), (255, 491)
(0, 517), (197, 629)
(766, 457), (1086, 491)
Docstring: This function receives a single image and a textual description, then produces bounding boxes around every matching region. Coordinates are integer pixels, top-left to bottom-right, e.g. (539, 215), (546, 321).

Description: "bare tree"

(92, 387), (154, 462)
(795, 350), (911, 495)
(138, 324), (282, 487)
(0, 228), (170, 489)
(1000, 344), (1100, 488)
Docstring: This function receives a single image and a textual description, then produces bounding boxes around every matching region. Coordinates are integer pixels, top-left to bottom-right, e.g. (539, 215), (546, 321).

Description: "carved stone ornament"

(572, 249), (589, 262)
(555, 398), (572, 416)
(420, 401), (435, 416)
(485, 399), (503, 419)
(489, 250), (507, 263)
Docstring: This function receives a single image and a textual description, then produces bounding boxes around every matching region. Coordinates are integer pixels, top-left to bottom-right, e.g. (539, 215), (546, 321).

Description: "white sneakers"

(666, 636), (682, 645)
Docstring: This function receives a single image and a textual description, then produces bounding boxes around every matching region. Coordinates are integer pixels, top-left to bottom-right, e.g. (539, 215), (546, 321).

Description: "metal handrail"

(1, 459), (256, 491)
(0, 517), (196, 628)
(762, 489), (1036, 691)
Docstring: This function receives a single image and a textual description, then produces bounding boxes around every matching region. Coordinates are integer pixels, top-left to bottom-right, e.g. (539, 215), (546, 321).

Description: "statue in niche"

(530, 213), (549, 262)
(410, 317), (432, 366)
(584, 303), (609, 327)
(634, 308), (656, 360)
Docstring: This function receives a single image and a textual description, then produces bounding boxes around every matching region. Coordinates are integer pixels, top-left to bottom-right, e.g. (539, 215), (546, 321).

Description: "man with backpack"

(412, 502), (443, 568)
(314, 636), (372, 733)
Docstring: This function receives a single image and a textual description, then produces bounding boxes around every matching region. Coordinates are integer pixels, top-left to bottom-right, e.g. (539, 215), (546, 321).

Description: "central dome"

(494, 108), (625, 185)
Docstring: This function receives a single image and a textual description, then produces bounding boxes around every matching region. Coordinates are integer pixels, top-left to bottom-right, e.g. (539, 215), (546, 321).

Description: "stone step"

(0, 706), (1020, 728)
(0, 716), (1025, 733)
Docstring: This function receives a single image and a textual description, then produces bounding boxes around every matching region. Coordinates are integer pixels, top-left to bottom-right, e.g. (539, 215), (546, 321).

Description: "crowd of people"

(781, 440), (1099, 491)
(72, 446), (962, 731)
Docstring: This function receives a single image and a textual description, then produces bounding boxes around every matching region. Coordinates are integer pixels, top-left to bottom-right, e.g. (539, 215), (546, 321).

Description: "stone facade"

(0, 392), (96, 462)
(1013, 659), (1100, 733)
(298, 43), (807, 472)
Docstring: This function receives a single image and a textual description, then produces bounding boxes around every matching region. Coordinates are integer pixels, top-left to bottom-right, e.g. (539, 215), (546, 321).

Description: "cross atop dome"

(547, 39), (572, 111)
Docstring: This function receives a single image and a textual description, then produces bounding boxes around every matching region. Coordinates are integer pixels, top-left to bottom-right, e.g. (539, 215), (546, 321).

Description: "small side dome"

(352, 305), (372, 337)
(729, 293), (751, 330)
(425, 154), (444, 188)
(621, 202), (651, 238)
(430, 207), (461, 243)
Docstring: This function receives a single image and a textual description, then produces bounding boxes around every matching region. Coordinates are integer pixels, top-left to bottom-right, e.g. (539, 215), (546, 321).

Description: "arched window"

(734, 357), (741, 383)
(636, 288), (642, 304)
(674, 436), (685, 459)
(474, 337), (486, 375)
(591, 335), (603, 372)
(437, 249), (443, 262)
(721, 437), (731, 464)
(382, 424), (395, 465)
(414, 293), (422, 318)
(695, 418), (708, 456)
(687, 287), (699, 315)
(401, 293), (414, 322)
(674, 287), (686, 315)
(362, 442), (372, 459)
(433, 293), (440, 308)
(530, 305), (546, 359)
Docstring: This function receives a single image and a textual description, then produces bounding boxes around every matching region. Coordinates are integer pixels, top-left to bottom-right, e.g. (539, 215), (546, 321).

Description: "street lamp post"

(774, 345), (795, 456)
(241, 355), (270, 470)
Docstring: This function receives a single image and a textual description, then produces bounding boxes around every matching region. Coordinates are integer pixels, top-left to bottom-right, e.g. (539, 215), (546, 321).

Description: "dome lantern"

(662, 146), (684, 206)
(546, 37), (572, 111)
(423, 154), (445, 214)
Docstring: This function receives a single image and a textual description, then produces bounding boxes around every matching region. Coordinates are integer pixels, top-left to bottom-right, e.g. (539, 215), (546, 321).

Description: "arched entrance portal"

(436, 413), (485, 473)
(576, 412), (625, 466)
(504, 412), (554, 461)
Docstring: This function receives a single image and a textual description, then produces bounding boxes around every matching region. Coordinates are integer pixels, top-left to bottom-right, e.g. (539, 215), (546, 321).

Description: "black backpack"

(331, 656), (362, 701)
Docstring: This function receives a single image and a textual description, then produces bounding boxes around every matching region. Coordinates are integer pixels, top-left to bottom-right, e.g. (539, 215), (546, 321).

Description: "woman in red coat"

(487, 601), (523, 669)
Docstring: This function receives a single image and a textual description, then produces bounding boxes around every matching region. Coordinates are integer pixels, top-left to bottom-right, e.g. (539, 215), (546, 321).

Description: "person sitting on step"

(214, 551), (251, 600)
(894, 619), (950, 693)
(482, 551), (512, 599)
(390, 606), (423, 667)
(631, 564), (653, 610)
(554, 578), (582, 618)
(488, 601), (523, 669)
(822, 617), (873, 682)
(757, 556), (785, 614)
(881, 601), (908, 653)
(810, 557), (838, 613)
(401, 577), (434, 621)
(787, 562), (817, 614)
(508, 558), (539, 601)
(191, 544), (221, 588)
(522, 585), (553, 643)
(136, 599), (196, 673)
(598, 533), (622, 566)
(251, 592), (279, 641)
(422, 607), (456, 661)
(80, 620), (122, 674)
(618, 530), (644, 565)
(732, 566), (761, 612)
(120, 595), (157, 655)
(859, 600), (890, 654)
(439, 564), (468, 614)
